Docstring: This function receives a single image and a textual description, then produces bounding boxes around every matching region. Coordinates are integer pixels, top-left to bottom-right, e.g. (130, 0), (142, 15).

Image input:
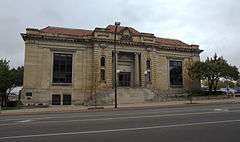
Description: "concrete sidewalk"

(1, 98), (240, 116)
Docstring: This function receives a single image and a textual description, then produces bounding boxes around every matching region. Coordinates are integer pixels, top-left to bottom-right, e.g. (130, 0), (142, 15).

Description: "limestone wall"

(22, 40), (94, 105)
(22, 39), (201, 105)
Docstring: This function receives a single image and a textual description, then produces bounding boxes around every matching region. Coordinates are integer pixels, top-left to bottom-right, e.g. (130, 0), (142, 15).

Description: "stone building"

(21, 24), (202, 106)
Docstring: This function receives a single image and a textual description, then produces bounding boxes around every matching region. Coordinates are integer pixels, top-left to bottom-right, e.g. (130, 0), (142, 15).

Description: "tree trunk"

(0, 95), (3, 107)
(5, 94), (8, 107)
(208, 79), (214, 94)
(214, 79), (219, 92)
(2, 94), (8, 107)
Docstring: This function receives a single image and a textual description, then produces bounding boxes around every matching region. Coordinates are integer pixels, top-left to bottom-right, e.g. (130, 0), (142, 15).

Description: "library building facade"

(21, 24), (202, 106)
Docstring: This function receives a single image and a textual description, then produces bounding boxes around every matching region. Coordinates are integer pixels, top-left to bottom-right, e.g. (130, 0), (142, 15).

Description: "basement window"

(26, 92), (32, 97)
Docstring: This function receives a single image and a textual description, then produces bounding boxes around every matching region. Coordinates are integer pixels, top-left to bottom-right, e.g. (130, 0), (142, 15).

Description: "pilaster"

(134, 53), (140, 87)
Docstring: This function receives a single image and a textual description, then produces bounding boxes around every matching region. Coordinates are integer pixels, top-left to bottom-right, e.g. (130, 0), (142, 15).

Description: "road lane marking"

(0, 108), (211, 122)
(0, 108), (214, 123)
(1, 104), (240, 123)
(17, 120), (32, 123)
(1, 109), (240, 127)
(0, 117), (53, 122)
(214, 108), (229, 112)
(0, 119), (240, 140)
(0, 120), (32, 126)
(24, 109), (240, 124)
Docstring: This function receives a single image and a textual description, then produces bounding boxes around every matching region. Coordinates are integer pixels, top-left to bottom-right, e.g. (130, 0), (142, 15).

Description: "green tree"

(0, 59), (12, 107)
(237, 80), (240, 87)
(10, 66), (24, 87)
(189, 54), (239, 93)
(0, 59), (24, 107)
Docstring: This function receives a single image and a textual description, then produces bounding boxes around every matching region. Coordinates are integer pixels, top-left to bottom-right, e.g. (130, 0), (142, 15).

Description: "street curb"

(0, 100), (239, 116)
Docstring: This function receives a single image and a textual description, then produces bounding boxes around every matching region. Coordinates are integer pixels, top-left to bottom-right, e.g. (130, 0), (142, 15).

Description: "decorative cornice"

(21, 33), (203, 54)
(50, 48), (77, 53)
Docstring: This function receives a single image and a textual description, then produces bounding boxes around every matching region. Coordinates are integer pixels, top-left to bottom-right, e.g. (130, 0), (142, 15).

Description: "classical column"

(134, 53), (140, 87)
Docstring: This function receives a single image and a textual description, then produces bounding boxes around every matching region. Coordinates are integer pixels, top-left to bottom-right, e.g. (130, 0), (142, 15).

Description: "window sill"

(51, 83), (72, 86)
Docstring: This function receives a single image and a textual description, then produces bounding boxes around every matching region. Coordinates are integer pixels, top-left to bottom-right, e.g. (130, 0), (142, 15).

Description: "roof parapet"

(190, 44), (199, 49)
(140, 32), (155, 37)
(94, 27), (107, 32)
(26, 28), (41, 34)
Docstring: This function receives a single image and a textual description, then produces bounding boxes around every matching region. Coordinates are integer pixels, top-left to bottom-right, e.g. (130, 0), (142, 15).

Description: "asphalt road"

(1, 103), (240, 142)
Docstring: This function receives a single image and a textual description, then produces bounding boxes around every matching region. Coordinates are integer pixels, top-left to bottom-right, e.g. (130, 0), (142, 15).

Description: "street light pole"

(114, 22), (120, 109)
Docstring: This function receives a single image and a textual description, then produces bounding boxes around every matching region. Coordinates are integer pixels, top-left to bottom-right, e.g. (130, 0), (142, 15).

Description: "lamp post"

(114, 22), (120, 108)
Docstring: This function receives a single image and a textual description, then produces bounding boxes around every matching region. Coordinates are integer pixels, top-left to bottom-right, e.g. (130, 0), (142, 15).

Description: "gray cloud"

(0, 0), (239, 68)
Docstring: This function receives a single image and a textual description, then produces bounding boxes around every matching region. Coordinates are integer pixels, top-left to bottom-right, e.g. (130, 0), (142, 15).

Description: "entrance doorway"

(119, 72), (131, 87)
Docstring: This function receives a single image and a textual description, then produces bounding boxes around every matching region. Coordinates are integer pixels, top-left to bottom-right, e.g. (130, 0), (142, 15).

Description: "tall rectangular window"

(100, 56), (106, 82)
(100, 69), (105, 81)
(147, 71), (151, 82)
(146, 60), (151, 83)
(53, 53), (72, 83)
(169, 60), (183, 86)
(146, 60), (151, 70)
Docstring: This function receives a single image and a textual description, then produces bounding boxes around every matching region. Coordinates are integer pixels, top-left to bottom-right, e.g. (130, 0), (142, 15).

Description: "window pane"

(63, 94), (71, 105)
(26, 92), (32, 97)
(169, 60), (183, 85)
(146, 60), (151, 69)
(101, 57), (105, 67)
(53, 53), (72, 83)
(147, 71), (151, 82)
(100, 69), (105, 81)
(52, 94), (61, 105)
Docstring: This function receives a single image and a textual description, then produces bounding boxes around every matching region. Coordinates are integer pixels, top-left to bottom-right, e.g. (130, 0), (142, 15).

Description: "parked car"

(219, 88), (235, 94)
(7, 86), (23, 101)
(234, 88), (240, 93)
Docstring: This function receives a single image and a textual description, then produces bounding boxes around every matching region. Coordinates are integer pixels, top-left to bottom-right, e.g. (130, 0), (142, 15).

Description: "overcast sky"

(0, 0), (239, 68)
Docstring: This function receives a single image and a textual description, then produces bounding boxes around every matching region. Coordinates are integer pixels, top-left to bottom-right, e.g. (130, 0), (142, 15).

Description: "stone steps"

(117, 88), (155, 104)
(95, 88), (156, 105)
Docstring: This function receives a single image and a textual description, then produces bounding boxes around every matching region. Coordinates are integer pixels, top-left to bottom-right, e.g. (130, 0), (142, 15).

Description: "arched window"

(101, 56), (105, 67)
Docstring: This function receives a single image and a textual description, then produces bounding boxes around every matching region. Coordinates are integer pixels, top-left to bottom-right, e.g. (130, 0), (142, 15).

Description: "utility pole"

(114, 22), (120, 108)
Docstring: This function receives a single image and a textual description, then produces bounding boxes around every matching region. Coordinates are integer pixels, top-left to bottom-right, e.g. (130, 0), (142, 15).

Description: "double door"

(118, 72), (131, 87)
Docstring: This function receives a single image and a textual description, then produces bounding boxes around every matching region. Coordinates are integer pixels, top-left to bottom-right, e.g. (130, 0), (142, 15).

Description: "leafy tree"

(0, 59), (11, 107)
(237, 80), (240, 87)
(188, 54), (239, 93)
(0, 59), (23, 107)
(10, 66), (24, 87)
(206, 80), (235, 90)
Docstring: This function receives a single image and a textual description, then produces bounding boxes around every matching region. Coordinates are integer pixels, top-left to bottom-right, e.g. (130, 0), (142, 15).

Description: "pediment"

(120, 27), (133, 41)
(121, 28), (131, 36)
